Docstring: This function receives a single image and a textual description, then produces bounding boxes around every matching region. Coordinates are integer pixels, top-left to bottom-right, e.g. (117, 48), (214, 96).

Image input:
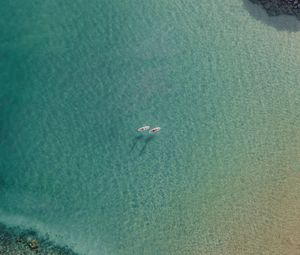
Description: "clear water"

(0, 1), (300, 254)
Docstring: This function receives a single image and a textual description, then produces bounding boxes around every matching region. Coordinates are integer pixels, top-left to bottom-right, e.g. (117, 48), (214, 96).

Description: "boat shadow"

(130, 135), (144, 153)
(139, 135), (156, 156)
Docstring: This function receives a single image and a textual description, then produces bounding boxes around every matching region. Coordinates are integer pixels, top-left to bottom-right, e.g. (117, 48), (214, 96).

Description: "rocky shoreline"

(249, 0), (300, 18)
(0, 223), (78, 255)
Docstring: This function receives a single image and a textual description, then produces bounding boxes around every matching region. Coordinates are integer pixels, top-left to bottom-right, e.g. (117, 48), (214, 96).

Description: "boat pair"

(137, 125), (161, 133)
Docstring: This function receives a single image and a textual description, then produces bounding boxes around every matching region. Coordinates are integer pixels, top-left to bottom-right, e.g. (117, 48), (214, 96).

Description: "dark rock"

(249, 0), (300, 19)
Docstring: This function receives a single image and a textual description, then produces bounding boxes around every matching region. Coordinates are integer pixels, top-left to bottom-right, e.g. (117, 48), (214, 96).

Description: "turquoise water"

(1, 1), (300, 254)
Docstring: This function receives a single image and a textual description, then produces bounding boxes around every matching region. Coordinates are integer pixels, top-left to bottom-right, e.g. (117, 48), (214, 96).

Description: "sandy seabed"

(224, 170), (300, 255)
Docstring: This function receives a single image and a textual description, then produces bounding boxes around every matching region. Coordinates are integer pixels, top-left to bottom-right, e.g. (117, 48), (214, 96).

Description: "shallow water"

(0, 1), (300, 254)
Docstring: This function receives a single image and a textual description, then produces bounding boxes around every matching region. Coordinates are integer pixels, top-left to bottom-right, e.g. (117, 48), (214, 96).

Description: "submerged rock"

(249, 0), (300, 19)
(0, 223), (78, 255)
(27, 239), (39, 250)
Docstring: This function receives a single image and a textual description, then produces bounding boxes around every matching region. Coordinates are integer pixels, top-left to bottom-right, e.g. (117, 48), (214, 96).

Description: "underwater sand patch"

(223, 170), (300, 255)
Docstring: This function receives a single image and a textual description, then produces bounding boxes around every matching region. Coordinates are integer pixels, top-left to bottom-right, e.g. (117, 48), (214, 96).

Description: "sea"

(0, 0), (300, 254)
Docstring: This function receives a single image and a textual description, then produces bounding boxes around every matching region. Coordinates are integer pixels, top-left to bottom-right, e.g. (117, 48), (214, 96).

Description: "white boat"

(137, 125), (150, 132)
(149, 127), (161, 133)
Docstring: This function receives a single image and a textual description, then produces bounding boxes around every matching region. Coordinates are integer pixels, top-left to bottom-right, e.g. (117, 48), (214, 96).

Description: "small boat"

(137, 125), (150, 132)
(149, 127), (161, 133)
